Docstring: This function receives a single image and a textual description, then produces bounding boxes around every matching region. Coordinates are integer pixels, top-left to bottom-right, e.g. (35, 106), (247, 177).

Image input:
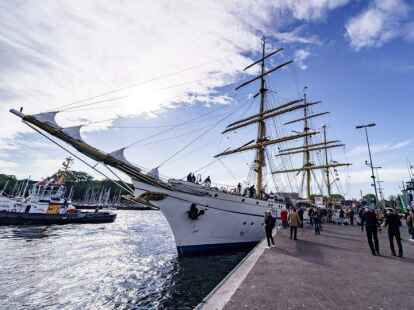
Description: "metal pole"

(364, 127), (379, 205)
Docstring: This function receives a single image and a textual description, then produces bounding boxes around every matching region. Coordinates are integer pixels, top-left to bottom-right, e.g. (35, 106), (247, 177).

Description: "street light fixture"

(356, 123), (379, 205)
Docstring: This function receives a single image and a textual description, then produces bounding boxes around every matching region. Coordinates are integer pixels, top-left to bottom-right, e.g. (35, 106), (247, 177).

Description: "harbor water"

(0, 210), (247, 309)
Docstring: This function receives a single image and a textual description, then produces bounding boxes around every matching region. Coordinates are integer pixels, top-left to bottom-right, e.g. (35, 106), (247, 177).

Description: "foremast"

(256, 38), (267, 199)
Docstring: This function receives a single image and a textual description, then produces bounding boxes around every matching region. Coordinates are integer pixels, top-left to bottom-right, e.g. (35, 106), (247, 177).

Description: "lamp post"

(356, 123), (379, 206)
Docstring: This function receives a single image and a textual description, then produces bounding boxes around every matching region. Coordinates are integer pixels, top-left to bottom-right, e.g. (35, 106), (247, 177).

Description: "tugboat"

(0, 159), (116, 225)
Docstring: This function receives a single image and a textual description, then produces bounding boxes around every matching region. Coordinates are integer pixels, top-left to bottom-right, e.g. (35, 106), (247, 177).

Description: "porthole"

(214, 193), (218, 197)
(256, 201), (259, 205)
(243, 221), (247, 225)
(250, 222), (254, 225)
(241, 199), (245, 202)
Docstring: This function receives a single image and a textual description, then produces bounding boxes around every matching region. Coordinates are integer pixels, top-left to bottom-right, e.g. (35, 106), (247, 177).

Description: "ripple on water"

(0, 210), (247, 309)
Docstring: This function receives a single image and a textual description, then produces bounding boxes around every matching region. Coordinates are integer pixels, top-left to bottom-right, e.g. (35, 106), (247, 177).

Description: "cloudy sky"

(1, 0), (414, 199)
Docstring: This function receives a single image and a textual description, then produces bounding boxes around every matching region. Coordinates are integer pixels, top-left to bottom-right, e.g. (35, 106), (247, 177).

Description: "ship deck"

(198, 223), (414, 310)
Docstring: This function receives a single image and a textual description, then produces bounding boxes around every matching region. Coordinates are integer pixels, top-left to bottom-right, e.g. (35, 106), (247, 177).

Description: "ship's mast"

(215, 37), (294, 199)
(256, 38), (267, 199)
(213, 38), (350, 200)
(303, 88), (311, 199)
(273, 97), (351, 200)
(322, 125), (331, 197)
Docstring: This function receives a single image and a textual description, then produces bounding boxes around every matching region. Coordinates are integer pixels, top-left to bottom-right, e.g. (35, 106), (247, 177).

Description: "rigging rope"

(53, 56), (235, 112)
(267, 92), (299, 192)
(61, 73), (233, 113)
(311, 170), (324, 196)
(123, 105), (233, 149)
(60, 96), (128, 112)
(156, 100), (249, 169)
(153, 91), (254, 170)
(104, 165), (135, 194)
(180, 157), (220, 179)
(218, 159), (239, 184)
(265, 149), (280, 193)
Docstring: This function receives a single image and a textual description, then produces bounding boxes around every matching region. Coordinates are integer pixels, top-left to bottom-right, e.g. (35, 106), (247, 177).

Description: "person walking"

(339, 208), (345, 225)
(281, 207), (288, 229)
(359, 207), (365, 231)
(264, 210), (275, 247)
(237, 182), (242, 194)
(308, 207), (314, 226)
(313, 209), (321, 235)
(384, 209), (403, 257)
(362, 207), (380, 256)
(407, 208), (414, 241)
(289, 208), (301, 240)
(298, 207), (304, 228)
(349, 208), (355, 226)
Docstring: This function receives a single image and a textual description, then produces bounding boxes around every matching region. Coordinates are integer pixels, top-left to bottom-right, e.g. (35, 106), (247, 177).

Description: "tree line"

(0, 171), (131, 202)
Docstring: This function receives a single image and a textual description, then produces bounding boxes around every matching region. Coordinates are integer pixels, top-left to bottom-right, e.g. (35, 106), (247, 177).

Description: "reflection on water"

(0, 210), (247, 309)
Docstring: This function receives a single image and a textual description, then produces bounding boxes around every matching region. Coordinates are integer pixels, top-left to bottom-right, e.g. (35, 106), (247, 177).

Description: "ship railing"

(136, 165), (245, 196)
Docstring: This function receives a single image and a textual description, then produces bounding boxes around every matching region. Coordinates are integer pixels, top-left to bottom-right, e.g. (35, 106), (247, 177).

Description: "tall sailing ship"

(10, 38), (349, 255)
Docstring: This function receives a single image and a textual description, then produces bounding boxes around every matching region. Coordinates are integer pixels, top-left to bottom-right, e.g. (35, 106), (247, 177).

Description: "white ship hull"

(133, 180), (284, 256)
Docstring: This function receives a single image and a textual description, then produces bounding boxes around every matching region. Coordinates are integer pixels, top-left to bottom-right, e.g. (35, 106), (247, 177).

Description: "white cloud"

(345, 0), (411, 50)
(347, 139), (412, 157)
(389, 139), (412, 150)
(272, 26), (321, 45)
(348, 167), (408, 183)
(0, 0), (355, 182)
(0, 0), (353, 139)
(294, 49), (311, 70)
(0, 159), (18, 170)
(278, 0), (351, 21)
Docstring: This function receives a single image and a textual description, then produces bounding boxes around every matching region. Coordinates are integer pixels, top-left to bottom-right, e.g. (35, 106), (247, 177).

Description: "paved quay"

(199, 224), (414, 310)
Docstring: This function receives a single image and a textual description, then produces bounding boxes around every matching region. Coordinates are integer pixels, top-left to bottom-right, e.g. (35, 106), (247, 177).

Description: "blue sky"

(1, 0), (414, 199)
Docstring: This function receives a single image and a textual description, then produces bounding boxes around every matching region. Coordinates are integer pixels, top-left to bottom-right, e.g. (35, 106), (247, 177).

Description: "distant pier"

(198, 224), (414, 310)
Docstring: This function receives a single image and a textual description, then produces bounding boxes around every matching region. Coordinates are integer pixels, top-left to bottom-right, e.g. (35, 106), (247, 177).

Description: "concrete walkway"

(219, 224), (414, 310)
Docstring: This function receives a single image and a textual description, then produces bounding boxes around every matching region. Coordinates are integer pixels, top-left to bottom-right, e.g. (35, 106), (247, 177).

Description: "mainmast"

(303, 88), (311, 199)
(256, 38), (267, 199)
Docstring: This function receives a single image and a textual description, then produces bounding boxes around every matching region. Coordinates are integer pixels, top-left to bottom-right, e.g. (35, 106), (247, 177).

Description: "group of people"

(361, 206), (414, 257)
(186, 172), (211, 187)
(308, 207), (323, 234)
(264, 203), (414, 257)
(186, 172), (198, 183)
(264, 207), (302, 247)
(337, 207), (355, 225)
(280, 207), (305, 238)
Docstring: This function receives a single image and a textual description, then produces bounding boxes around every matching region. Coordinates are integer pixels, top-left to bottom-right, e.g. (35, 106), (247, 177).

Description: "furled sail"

(109, 148), (130, 164)
(32, 111), (60, 128)
(10, 109), (171, 190)
(147, 167), (160, 180)
(62, 126), (83, 141)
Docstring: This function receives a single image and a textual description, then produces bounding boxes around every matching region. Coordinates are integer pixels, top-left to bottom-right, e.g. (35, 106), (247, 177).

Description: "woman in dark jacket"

(264, 210), (275, 247)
